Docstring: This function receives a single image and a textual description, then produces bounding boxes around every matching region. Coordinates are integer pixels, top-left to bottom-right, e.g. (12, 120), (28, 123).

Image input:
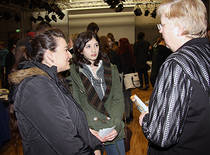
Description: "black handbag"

(123, 115), (132, 152)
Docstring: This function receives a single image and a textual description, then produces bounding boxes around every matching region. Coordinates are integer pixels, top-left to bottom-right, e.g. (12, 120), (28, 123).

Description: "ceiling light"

(151, 8), (157, 18)
(45, 15), (51, 23)
(58, 12), (65, 20)
(51, 14), (57, 22)
(104, 0), (120, 9)
(37, 16), (44, 21)
(115, 3), (124, 12)
(144, 9), (150, 16)
(134, 5), (142, 16)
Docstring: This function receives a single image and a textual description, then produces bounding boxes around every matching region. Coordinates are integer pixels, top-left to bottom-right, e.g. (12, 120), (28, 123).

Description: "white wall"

(67, 7), (162, 44)
(135, 15), (160, 44)
(68, 11), (135, 43)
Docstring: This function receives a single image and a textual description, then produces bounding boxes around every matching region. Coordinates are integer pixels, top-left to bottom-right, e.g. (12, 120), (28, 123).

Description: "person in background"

(139, 0), (210, 155)
(150, 37), (172, 87)
(118, 38), (134, 123)
(34, 21), (51, 36)
(107, 33), (118, 46)
(87, 22), (99, 34)
(66, 31), (125, 155)
(133, 32), (150, 90)
(5, 40), (16, 88)
(99, 35), (120, 68)
(118, 38), (134, 74)
(106, 33), (120, 71)
(14, 21), (51, 67)
(68, 36), (74, 54)
(9, 28), (102, 155)
(0, 41), (9, 88)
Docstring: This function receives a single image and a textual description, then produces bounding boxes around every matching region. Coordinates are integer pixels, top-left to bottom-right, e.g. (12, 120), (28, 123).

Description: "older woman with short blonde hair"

(139, 0), (210, 155)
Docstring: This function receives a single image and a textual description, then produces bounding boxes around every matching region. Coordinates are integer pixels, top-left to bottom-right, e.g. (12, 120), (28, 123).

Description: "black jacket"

(9, 61), (101, 155)
(142, 38), (210, 155)
(133, 39), (150, 70)
(150, 45), (172, 87)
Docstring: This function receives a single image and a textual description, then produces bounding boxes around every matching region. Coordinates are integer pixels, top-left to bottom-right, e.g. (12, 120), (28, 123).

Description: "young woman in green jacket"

(66, 31), (125, 155)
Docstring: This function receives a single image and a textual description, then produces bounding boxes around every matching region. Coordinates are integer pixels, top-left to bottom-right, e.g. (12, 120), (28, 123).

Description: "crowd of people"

(0, 0), (209, 154)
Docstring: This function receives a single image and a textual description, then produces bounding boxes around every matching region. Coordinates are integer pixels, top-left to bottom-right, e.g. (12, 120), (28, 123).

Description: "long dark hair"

(99, 36), (110, 54)
(30, 28), (65, 62)
(73, 31), (106, 67)
(118, 38), (133, 55)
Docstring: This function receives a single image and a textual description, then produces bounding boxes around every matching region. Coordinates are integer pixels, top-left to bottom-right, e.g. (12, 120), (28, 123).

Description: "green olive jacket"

(66, 63), (125, 145)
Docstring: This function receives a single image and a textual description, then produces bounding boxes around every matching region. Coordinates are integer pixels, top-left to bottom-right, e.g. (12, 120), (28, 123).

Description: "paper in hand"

(98, 126), (116, 138)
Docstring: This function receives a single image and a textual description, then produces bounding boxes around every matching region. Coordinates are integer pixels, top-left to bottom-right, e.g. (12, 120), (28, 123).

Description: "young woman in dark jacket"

(9, 28), (101, 155)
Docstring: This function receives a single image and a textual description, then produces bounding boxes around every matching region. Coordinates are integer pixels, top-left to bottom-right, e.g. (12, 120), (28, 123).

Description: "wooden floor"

(0, 87), (153, 155)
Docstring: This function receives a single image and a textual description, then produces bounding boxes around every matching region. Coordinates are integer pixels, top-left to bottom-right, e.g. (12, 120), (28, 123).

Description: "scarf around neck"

(79, 58), (112, 116)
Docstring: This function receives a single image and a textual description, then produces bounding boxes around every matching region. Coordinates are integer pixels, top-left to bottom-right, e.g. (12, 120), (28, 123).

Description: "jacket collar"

(179, 38), (209, 50)
(22, 61), (58, 80)
(9, 61), (58, 85)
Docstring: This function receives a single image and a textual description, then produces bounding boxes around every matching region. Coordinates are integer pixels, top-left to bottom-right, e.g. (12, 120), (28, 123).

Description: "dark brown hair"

(99, 36), (110, 54)
(86, 22), (99, 33)
(73, 31), (106, 67)
(31, 28), (65, 62)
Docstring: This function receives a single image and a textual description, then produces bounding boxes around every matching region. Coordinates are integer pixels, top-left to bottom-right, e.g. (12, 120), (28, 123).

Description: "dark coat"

(9, 61), (101, 155)
(133, 39), (150, 70)
(107, 49), (121, 72)
(150, 45), (172, 87)
(142, 38), (210, 155)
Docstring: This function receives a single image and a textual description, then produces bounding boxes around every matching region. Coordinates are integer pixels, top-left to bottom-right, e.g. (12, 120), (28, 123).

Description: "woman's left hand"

(139, 112), (148, 126)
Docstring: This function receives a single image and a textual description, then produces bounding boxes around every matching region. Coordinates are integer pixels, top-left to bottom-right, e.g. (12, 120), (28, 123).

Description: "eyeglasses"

(157, 24), (162, 31)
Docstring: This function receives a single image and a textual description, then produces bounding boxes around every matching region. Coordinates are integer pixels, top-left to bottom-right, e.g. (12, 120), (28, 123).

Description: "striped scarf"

(79, 58), (112, 116)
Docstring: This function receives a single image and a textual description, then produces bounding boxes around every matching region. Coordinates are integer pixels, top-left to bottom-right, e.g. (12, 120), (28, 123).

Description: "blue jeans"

(104, 139), (125, 155)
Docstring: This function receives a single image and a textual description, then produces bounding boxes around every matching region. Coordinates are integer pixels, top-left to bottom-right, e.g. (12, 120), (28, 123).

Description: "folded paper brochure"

(98, 126), (116, 138)
(130, 95), (148, 113)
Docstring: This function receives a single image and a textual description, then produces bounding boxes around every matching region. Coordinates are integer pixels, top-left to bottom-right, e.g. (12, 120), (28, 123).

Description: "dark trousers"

(137, 69), (149, 87)
(0, 67), (6, 88)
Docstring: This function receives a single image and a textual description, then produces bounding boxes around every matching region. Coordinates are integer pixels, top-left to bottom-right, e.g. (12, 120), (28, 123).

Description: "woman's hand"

(89, 128), (118, 142)
(89, 128), (106, 142)
(139, 112), (148, 126)
(103, 129), (118, 142)
(94, 150), (101, 155)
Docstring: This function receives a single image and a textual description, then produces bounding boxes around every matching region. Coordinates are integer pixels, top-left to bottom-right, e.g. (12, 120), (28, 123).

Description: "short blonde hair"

(157, 0), (207, 38)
